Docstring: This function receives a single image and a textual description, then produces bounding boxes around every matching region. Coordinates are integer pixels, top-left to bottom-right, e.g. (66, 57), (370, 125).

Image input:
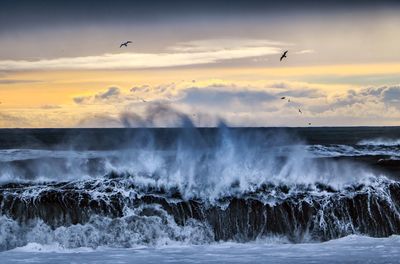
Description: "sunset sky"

(1, 0), (400, 127)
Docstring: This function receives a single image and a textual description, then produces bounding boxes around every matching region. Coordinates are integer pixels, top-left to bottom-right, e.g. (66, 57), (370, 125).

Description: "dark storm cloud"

(1, 0), (399, 32)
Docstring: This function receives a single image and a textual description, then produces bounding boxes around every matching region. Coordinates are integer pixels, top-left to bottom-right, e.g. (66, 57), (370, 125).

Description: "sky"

(1, 0), (400, 127)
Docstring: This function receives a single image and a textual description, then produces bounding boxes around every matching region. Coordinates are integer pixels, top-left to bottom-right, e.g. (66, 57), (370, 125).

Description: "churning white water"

(1, 235), (400, 264)
(1, 125), (400, 263)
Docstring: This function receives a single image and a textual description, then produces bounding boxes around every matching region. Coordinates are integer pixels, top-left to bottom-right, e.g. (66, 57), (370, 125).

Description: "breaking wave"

(1, 175), (400, 251)
(0, 122), (400, 251)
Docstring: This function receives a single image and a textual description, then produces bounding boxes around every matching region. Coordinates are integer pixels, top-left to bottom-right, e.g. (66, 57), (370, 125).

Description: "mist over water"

(0, 105), (379, 189)
(1, 107), (400, 253)
(0, 121), (377, 194)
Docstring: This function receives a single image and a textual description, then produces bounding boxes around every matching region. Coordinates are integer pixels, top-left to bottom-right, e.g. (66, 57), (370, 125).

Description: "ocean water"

(0, 127), (400, 263)
(2, 235), (400, 264)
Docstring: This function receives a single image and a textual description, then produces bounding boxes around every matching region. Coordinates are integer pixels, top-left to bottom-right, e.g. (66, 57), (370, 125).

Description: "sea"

(0, 127), (400, 263)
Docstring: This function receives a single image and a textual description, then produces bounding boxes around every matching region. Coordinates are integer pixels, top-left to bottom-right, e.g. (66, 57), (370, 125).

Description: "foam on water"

(0, 208), (214, 251)
(0, 113), (399, 255)
(306, 144), (400, 158)
(1, 235), (400, 264)
(358, 138), (400, 147)
(10, 242), (95, 253)
(1, 173), (399, 251)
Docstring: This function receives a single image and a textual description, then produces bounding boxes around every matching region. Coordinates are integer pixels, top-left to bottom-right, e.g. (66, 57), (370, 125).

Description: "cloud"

(342, 85), (400, 108)
(309, 85), (400, 114)
(95, 86), (120, 100)
(276, 88), (325, 98)
(180, 86), (276, 107)
(0, 39), (282, 71)
(0, 79), (42, 84)
(73, 81), (328, 117)
(0, 113), (30, 127)
(169, 39), (288, 52)
(74, 87), (120, 104)
(264, 81), (326, 97)
(73, 97), (86, 104)
(0, 79), (397, 128)
(130, 85), (150, 93)
(130, 83), (177, 96)
(172, 82), (400, 125)
(295, 49), (314, 54)
(76, 114), (122, 128)
(40, 104), (62, 109)
(76, 104), (198, 128)
(382, 85), (400, 106)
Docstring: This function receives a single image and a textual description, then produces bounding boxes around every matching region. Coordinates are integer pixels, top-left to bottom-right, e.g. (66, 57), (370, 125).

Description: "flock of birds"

(279, 50), (311, 125)
(120, 42), (310, 125)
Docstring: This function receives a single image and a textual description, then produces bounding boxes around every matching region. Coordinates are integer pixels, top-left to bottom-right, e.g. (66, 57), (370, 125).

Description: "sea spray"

(0, 108), (400, 251)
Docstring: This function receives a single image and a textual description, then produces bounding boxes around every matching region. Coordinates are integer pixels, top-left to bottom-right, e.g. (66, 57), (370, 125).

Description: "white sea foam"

(306, 144), (400, 158)
(0, 105), (399, 263)
(0, 204), (214, 252)
(10, 242), (94, 253)
(358, 138), (400, 146)
(1, 235), (400, 264)
(0, 149), (119, 162)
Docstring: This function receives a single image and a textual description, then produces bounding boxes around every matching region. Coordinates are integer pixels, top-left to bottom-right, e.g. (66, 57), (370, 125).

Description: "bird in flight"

(280, 50), (288, 61)
(120, 41), (132, 48)
(298, 109), (302, 114)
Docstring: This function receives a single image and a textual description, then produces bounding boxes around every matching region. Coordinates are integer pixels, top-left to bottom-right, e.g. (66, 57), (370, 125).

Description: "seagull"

(280, 50), (288, 61)
(298, 109), (302, 114)
(120, 41), (132, 48)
